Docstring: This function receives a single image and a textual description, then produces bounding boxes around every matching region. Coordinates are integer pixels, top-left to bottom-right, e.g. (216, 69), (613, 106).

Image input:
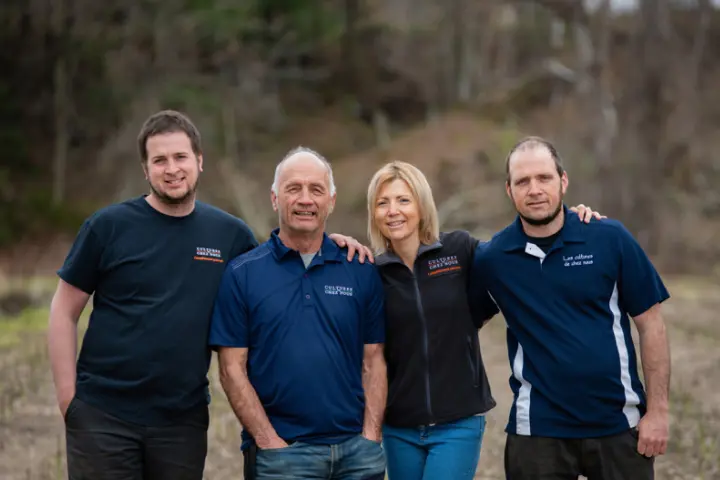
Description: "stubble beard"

(149, 177), (199, 206)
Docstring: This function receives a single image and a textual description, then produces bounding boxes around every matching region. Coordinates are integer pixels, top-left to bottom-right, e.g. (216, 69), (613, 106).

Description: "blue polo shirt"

(208, 229), (385, 450)
(471, 207), (669, 438)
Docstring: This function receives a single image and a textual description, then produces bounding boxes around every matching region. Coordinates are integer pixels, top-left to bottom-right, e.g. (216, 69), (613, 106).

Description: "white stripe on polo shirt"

(609, 283), (641, 428)
(489, 288), (533, 436)
(513, 344), (532, 435)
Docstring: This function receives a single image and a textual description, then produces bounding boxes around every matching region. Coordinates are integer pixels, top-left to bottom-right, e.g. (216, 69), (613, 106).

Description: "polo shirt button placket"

(302, 274), (313, 304)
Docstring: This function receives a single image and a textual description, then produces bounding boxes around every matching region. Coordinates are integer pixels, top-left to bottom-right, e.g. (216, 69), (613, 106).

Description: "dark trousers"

(65, 397), (208, 480)
(504, 428), (654, 480)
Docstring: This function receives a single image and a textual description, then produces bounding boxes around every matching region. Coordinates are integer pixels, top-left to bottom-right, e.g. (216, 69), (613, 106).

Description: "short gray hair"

(271, 146), (337, 196)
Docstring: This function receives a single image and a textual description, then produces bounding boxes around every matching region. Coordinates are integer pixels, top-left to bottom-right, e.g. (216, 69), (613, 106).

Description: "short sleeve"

(468, 241), (500, 328)
(616, 224), (670, 317)
(462, 231), (480, 262)
(57, 219), (104, 294)
(230, 222), (260, 259)
(208, 264), (249, 349)
(363, 267), (386, 344)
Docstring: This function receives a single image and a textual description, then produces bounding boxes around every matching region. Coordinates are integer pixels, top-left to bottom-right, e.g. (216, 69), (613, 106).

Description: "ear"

(561, 171), (569, 195)
(505, 180), (512, 199)
(198, 154), (204, 173)
(271, 189), (278, 212)
(328, 192), (337, 214)
(142, 162), (149, 180)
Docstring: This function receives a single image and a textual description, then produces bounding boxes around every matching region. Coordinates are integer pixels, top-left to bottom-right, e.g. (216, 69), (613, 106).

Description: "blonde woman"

(367, 161), (600, 480)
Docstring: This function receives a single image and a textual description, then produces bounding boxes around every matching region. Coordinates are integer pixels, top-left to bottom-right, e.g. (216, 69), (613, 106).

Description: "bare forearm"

(638, 320), (671, 413)
(220, 364), (281, 447)
(362, 353), (387, 438)
(47, 314), (78, 400)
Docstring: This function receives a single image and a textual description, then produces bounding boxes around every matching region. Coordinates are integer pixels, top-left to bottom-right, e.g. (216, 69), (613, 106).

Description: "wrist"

(57, 384), (75, 399)
(646, 403), (669, 415)
(362, 427), (382, 440)
(255, 433), (283, 449)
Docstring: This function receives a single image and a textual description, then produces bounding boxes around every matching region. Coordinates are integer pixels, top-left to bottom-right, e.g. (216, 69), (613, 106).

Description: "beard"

(519, 200), (563, 226)
(514, 185), (564, 226)
(149, 177), (199, 205)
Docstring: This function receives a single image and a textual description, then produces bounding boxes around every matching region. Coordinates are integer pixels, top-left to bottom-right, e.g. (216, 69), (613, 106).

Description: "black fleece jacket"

(376, 230), (497, 428)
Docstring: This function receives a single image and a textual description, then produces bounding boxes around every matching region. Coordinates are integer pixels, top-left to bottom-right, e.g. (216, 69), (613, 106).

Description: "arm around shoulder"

(468, 241), (500, 327)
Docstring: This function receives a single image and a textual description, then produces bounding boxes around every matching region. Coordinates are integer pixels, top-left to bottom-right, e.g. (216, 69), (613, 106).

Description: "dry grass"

(0, 276), (718, 479)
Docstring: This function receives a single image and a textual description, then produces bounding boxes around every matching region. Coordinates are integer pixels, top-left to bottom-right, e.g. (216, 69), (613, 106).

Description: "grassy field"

(0, 276), (718, 479)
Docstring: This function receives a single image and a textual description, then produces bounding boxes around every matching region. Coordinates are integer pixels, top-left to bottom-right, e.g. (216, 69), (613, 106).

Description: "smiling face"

(506, 145), (568, 226)
(271, 153), (336, 236)
(374, 178), (421, 246)
(143, 131), (203, 205)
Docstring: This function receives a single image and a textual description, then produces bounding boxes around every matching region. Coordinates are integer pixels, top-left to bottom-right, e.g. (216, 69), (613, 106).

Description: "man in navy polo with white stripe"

(471, 137), (671, 480)
(208, 147), (387, 480)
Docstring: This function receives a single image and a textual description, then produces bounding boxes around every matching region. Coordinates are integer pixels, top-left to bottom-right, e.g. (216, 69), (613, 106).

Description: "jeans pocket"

(356, 435), (385, 460)
(258, 442), (303, 454)
(358, 435), (382, 446)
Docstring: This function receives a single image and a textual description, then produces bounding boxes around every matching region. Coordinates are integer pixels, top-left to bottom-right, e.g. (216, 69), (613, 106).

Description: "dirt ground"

(0, 275), (718, 479)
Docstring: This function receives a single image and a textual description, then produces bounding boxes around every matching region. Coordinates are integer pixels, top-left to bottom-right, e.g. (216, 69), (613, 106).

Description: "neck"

(145, 193), (196, 217)
(390, 235), (421, 269)
(278, 229), (324, 254)
(520, 207), (565, 238)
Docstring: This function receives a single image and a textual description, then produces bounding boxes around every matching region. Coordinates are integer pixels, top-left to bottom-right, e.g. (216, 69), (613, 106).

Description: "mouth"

(526, 201), (548, 208)
(294, 211), (317, 218)
(386, 220), (405, 229)
(165, 178), (185, 187)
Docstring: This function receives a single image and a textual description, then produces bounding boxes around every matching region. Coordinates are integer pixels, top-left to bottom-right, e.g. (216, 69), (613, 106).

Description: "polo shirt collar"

(503, 205), (586, 252)
(268, 228), (343, 264)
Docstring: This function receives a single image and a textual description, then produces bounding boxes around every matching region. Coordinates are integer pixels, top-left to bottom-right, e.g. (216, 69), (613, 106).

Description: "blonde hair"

(367, 161), (440, 254)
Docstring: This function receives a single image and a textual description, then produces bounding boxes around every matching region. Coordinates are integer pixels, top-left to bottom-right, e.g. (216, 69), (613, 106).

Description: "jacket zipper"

(467, 335), (479, 387)
(411, 264), (434, 422)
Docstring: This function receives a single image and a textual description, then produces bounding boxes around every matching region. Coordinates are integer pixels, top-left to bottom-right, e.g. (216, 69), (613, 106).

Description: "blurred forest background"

(1, 0), (719, 278)
(2, 1), (720, 478)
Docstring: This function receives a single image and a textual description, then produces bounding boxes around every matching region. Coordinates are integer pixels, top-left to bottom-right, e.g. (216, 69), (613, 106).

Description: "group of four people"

(48, 109), (671, 480)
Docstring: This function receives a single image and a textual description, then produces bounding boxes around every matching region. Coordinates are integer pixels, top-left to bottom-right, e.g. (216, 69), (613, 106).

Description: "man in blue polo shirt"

(471, 137), (671, 480)
(209, 147), (387, 480)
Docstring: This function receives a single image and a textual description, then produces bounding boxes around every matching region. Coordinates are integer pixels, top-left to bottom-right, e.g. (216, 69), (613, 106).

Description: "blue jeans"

(253, 434), (386, 479)
(382, 415), (486, 480)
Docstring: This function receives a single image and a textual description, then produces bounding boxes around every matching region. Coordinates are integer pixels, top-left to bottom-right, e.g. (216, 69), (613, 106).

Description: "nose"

(166, 158), (181, 175)
(527, 179), (542, 196)
(387, 200), (400, 216)
(298, 188), (313, 205)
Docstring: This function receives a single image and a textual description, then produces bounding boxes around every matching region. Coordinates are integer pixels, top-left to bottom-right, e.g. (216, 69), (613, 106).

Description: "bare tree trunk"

(670, 0), (711, 175)
(450, 0), (474, 102)
(52, 0), (69, 206)
(589, 0), (618, 213)
(222, 100), (238, 161)
(495, 5), (517, 81)
(476, 5), (498, 89)
(631, 0), (671, 253)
